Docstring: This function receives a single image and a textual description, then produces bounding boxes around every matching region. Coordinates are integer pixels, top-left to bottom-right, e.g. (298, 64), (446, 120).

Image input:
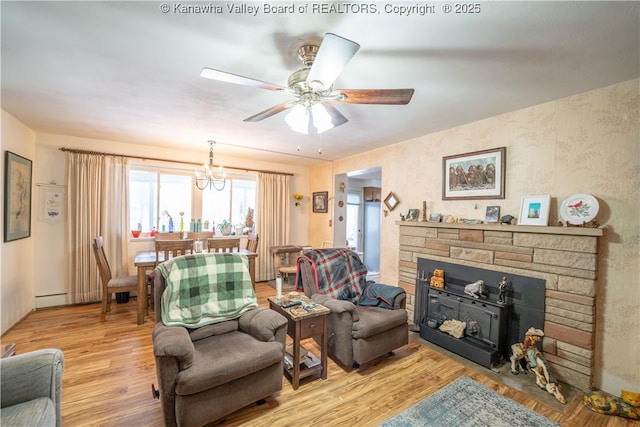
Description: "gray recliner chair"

(0, 348), (65, 427)
(298, 249), (408, 369)
(152, 254), (288, 427)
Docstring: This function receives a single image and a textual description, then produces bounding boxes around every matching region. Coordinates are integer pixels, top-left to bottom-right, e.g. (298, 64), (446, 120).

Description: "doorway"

(344, 167), (381, 274)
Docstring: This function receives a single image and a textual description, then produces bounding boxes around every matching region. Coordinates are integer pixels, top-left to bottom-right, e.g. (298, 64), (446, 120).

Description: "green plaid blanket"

(158, 253), (258, 328)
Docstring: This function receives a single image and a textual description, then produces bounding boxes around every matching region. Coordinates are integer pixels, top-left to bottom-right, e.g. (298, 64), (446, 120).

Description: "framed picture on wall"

(518, 195), (551, 226)
(4, 151), (33, 242)
(384, 192), (399, 211)
(442, 147), (506, 200)
(312, 191), (328, 213)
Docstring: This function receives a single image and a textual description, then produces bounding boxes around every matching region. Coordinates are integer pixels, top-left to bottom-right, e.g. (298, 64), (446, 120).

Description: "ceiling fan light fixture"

(311, 103), (334, 133)
(285, 104), (310, 134)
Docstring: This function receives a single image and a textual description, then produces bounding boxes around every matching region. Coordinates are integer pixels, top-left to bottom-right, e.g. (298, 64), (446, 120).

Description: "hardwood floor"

(1, 282), (633, 427)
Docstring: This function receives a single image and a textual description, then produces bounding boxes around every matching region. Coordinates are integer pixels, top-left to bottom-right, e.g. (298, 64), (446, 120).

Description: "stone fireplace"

(397, 221), (603, 390)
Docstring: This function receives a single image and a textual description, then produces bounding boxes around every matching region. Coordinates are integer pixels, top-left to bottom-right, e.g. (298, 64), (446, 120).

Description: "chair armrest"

(239, 307), (288, 344)
(152, 323), (195, 370)
(1, 348), (64, 427)
(312, 294), (357, 313)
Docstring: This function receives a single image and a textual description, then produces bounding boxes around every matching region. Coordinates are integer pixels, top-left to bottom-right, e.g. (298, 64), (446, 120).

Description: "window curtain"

(257, 172), (290, 281)
(66, 153), (129, 303)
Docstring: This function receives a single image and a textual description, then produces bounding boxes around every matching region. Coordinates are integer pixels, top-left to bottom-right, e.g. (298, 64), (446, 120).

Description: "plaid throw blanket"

(296, 249), (367, 303)
(158, 253), (258, 328)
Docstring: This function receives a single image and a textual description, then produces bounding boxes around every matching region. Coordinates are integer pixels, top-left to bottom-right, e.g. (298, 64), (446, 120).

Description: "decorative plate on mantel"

(560, 194), (599, 225)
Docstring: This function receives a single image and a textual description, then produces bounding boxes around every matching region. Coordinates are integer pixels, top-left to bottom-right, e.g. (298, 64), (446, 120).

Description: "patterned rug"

(381, 375), (560, 427)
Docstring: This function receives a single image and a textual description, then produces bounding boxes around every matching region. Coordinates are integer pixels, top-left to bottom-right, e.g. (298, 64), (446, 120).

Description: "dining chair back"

(154, 232), (181, 240)
(155, 239), (194, 265)
(186, 232), (215, 240)
(92, 236), (138, 321)
(207, 238), (241, 253)
(246, 233), (259, 253)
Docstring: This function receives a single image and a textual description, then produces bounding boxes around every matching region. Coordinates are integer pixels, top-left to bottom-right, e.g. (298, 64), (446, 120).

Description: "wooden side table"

(268, 296), (329, 390)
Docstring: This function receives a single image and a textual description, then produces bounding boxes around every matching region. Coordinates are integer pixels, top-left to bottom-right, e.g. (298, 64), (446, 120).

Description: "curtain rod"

(58, 147), (294, 176)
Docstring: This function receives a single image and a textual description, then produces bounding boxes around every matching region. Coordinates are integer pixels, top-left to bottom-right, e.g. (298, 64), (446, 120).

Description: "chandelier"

(194, 141), (226, 191)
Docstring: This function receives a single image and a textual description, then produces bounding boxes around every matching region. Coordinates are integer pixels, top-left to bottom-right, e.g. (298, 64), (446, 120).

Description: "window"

(129, 166), (256, 234)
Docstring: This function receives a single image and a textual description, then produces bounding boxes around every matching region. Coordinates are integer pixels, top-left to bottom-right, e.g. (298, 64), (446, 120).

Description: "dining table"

(133, 248), (257, 325)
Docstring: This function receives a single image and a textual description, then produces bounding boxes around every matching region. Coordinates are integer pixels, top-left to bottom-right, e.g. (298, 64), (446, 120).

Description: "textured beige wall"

(316, 79), (639, 394)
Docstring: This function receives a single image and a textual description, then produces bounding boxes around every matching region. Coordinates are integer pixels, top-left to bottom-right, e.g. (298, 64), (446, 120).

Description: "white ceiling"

(1, 2), (638, 167)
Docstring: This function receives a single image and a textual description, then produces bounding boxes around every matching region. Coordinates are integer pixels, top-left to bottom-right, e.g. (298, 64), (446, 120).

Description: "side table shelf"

(268, 296), (329, 390)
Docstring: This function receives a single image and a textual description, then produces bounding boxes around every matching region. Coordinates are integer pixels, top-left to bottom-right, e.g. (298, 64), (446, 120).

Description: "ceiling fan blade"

(335, 89), (415, 105)
(201, 67), (287, 92)
(321, 103), (349, 128)
(243, 101), (294, 122)
(306, 33), (360, 90)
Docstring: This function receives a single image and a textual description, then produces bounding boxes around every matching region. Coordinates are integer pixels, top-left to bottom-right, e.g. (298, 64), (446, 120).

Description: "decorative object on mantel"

(428, 213), (441, 222)
(429, 269), (445, 289)
(442, 146), (506, 200)
(464, 280), (487, 299)
(383, 191), (399, 211)
(500, 214), (515, 224)
(497, 276), (509, 304)
(510, 327), (567, 404)
(406, 208), (419, 221)
(518, 195), (551, 226)
(559, 193), (600, 228)
(485, 205), (500, 223)
(422, 200), (427, 221)
(444, 214), (458, 223)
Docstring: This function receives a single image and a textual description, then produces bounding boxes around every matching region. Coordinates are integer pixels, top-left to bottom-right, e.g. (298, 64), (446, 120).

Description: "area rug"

(381, 375), (560, 427)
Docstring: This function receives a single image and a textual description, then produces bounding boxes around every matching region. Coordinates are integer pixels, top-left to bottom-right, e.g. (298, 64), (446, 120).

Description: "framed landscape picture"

(4, 151), (33, 242)
(518, 195), (551, 226)
(443, 147), (506, 200)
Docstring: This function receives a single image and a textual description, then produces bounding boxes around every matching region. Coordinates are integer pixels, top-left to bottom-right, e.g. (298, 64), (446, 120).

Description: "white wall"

(1, 111), (36, 334)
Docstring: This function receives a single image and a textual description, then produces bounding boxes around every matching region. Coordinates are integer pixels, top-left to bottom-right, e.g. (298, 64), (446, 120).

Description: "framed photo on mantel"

(442, 147), (506, 200)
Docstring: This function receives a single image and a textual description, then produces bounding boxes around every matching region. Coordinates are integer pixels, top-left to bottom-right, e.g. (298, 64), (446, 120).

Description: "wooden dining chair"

(186, 232), (214, 240)
(154, 232), (181, 240)
(207, 238), (241, 253)
(92, 236), (138, 321)
(245, 233), (259, 253)
(154, 239), (194, 264)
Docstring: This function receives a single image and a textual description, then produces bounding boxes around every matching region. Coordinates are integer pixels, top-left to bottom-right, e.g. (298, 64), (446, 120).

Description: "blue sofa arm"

(0, 348), (65, 427)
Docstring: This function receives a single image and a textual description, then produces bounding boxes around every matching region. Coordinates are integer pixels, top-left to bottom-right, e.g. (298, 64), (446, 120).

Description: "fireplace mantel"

(396, 221), (603, 237)
(396, 220), (603, 390)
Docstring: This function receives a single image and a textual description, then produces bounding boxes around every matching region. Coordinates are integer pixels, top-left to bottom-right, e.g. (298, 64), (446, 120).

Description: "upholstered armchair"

(0, 348), (65, 427)
(297, 249), (408, 369)
(152, 253), (287, 427)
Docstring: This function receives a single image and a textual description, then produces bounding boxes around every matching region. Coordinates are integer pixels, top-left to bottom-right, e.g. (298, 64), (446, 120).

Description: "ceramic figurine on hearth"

(510, 327), (567, 404)
(497, 276), (508, 304)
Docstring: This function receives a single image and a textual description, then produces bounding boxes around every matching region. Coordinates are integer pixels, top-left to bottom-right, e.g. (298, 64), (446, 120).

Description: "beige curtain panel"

(257, 172), (290, 282)
(66, 153), (129, 303)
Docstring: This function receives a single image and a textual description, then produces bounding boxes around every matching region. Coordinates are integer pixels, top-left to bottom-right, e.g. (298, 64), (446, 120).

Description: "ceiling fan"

(200, 33), (414, 134)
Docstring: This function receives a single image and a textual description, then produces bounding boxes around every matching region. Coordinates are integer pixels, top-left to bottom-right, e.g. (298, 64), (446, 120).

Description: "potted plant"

(217, 219), (232, 235)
